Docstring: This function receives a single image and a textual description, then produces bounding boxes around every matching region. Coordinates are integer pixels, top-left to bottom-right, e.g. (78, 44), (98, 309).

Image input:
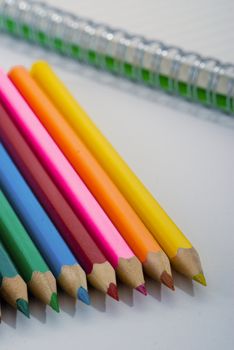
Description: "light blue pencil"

(0, 143), (90, 304)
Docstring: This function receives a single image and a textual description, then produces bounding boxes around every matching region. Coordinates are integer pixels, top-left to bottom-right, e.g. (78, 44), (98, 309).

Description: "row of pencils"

(0, 62), (206, 319)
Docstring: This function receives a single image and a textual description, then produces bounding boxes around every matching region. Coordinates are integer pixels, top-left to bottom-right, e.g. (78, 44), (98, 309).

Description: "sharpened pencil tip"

(107, 283), (119, 301)
(136, 284), (147, 295)
(160, 271), (175, 290)
(50, 293), (60, 312)
(16, 299), (30, 318)
(193, 273), (207, 286)
(77, 287), (90, 305)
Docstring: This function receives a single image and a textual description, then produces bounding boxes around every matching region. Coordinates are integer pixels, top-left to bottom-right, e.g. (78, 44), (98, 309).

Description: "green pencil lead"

(16, 299), (30, 318)
(50, 293), (60, 312)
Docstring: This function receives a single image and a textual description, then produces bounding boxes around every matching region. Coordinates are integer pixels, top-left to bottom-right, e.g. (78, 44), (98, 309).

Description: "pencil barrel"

(0, 0), (233, 114)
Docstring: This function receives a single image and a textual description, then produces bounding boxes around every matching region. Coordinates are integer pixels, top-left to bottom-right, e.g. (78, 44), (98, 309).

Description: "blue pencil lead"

(77, 287), (90, 305)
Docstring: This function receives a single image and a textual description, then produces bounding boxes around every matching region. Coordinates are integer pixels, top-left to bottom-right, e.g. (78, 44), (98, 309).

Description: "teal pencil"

(0, 240), (29, 317)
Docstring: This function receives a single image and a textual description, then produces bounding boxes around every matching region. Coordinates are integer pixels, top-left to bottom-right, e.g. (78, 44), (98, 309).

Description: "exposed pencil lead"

(77, 287), (90, 305)
(136, 284), (147, 296)
(107, 283), (119, 301)
(16, 299), (30, 318)
(160, 271), (175, 291)
(50, 293), (60, 312)
(193, 273), (207, 286)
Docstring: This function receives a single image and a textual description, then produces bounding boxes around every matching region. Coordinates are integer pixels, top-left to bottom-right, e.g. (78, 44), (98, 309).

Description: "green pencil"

(0, 191), (59, 312)
(0, 240), (29, 317)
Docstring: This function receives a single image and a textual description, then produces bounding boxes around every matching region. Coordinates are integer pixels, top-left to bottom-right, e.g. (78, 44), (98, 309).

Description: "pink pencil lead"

(136, 284), (147, 296)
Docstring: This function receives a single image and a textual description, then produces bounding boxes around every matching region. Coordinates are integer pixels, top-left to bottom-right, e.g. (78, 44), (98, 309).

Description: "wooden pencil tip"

(16, 299), (30, 318)
(136, 284), (147, 296)
(77, 287), (90, 305)
(107, 283), (119, 301)
(160, 271), (175, 290)
(49, 293), (60, 312)
(193, 273), (207, 286)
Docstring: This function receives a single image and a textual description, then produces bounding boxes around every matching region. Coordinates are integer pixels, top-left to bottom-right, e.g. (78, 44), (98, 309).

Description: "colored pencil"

(0, 240), (29, 317)
(0, 144), (89, 305)
(0, 191), (59, 311)
(9, 66), (173, 289)
(31, 61), (206, 285)
(0, 70), (145, 293)
(0, 105), (118, 300)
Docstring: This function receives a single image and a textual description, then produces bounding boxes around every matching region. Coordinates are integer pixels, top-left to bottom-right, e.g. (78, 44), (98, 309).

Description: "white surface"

(48, 0), (234, 62)
(0, 1), (234, 349)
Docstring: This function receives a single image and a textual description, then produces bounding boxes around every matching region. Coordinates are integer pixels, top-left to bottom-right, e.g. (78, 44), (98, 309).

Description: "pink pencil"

(0, 68), (145, 293)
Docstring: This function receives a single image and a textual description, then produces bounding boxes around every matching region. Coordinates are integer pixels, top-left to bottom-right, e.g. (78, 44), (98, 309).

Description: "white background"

(0, 1), (234, 349)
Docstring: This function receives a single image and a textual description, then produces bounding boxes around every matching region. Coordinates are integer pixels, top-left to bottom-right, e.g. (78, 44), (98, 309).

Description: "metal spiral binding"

(0, 0), (233, 114)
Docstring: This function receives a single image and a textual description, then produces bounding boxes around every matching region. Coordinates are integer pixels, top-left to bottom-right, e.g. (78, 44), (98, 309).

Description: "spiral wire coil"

(0, 0), (233, 114)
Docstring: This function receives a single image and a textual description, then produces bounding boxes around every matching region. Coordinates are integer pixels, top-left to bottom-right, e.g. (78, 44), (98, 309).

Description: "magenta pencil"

(0, 68), (145, 293)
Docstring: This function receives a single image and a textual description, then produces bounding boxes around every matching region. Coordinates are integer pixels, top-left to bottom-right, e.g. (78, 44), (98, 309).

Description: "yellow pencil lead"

(193, 273), (207, 286)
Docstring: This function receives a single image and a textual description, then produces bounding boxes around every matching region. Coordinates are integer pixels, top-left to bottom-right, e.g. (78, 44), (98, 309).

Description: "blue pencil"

(0, 144), (90, 305)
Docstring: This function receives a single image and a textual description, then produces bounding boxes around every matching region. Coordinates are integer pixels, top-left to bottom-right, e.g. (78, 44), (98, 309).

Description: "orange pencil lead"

(160, 271), (175, 291)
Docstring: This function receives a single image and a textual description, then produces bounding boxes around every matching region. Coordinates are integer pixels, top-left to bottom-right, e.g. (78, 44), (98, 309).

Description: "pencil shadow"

(118, 282), (134, 307)
(58, 57), (234, 129)
(63, 62), (234, 129)
(1, 301), (17, 328)
(29, 295), (47, 323)
(58, 289), (76, 317)
(88, 287), (106, 313)
(145, 276), (162, 302)
(173, 270), (194, 296)
(1, 34), (233, 130)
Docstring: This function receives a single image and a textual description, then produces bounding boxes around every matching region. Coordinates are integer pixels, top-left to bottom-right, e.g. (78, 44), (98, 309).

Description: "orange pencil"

(9, 66), (173, 289)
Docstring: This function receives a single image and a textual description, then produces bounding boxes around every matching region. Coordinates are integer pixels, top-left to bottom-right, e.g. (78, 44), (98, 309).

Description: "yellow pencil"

(31, 61), (206, 286)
